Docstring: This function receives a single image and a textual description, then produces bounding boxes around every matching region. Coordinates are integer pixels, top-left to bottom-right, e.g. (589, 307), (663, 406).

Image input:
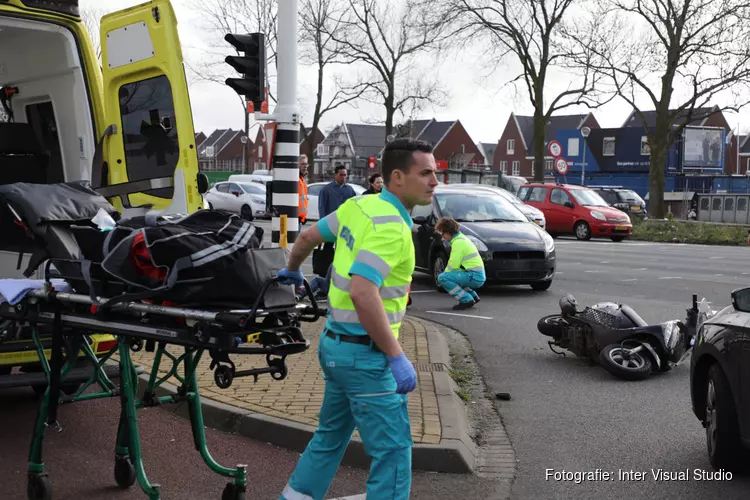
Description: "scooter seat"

(620, 304), (648, 327)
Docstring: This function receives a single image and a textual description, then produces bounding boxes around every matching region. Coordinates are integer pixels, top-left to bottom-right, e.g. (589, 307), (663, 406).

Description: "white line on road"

(621, 279), (638, 282)
(709, 256), (724, 260)
(658, 277), (682, 280)
(635, 268), (648, 271)
(600, 261), (610, 264)
(426, 310), (494, 320)
(584, 270), (602, 273)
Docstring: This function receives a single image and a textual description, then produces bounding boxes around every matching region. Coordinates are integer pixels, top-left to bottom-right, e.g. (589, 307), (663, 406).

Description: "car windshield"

(239, 183), (265, 195)
(493, 189), (523, 205)
(569, 189), (609, 207)
(618, 190), (645, 205)
(436, 192), (527, 222)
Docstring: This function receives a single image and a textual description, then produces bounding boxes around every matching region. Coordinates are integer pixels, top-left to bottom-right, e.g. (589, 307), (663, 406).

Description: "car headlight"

(590, 210), (606, 221)
(541, 230), (554, 254)
(251, 196), (265, 204)
(466, 235), (488, 252)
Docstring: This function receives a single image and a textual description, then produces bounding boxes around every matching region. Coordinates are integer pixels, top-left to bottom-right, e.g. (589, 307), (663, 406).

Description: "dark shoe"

(453, 301), (475, 310)
(472, 296), (480, 304)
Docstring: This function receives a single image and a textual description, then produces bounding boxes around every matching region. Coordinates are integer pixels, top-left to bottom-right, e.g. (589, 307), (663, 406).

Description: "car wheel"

(241, 205), (253, 221)
(705, 364), (747, 471)
(531, 280), (552, 292)
(433, 252), (448, 292)
(574, 221), (591, 241)
(611, 236), (625, 242)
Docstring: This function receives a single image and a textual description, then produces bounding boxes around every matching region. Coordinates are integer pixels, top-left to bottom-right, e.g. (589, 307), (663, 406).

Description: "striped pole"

(271, 124), (299, 246)
(270, 0), (299, 247)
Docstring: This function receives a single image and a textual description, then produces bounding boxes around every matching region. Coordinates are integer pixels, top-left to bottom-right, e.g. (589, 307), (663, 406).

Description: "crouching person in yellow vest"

(436, 216), (486, 310)
(275, 138), (440, 500)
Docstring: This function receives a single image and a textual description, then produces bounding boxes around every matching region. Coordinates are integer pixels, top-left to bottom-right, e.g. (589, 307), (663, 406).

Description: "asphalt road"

(407, 236), (750, 500)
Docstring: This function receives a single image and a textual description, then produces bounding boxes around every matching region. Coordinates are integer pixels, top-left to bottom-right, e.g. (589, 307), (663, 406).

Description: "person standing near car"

(298, 154), (309, 225)
(435, 216), (486, 310)
(275, 138), (439, 500)
(318, 165), (357, 218)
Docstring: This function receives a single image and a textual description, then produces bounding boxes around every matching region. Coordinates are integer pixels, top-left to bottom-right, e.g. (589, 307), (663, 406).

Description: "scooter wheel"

(537, 315), (565, 338)
(599, 344), (652, 381)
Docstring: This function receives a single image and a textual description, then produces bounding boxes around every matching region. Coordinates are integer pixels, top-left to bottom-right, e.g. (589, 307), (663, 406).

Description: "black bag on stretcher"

(97, 209), (292, 308)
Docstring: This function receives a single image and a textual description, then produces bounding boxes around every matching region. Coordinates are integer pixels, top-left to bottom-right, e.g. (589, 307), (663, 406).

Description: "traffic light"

(224, 33), (266, 110)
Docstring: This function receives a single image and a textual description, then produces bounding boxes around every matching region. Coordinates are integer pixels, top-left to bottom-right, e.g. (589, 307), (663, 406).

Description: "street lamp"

(580, 126), (591, 186)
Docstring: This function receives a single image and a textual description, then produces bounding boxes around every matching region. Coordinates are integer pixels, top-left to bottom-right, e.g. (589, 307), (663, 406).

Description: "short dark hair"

(334, 165), (347, 174)
(435, 217), (460, 235)
(381, 138), (433, 184)
(368, 172), (382, 184)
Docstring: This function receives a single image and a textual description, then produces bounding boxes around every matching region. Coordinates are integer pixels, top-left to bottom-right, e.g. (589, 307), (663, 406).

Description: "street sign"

(555, 157), (569, 174)
(368, 156), (376, 169)
(548, 140), (562, 158)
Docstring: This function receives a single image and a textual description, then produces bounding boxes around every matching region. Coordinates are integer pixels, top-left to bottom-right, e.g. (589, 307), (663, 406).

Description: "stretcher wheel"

(222, 483), (246, 500)
(27, 473), (51, 500)
(214, 365), (234, 389)
(114, 457), (136, 488)
(269, 358), (288, 381)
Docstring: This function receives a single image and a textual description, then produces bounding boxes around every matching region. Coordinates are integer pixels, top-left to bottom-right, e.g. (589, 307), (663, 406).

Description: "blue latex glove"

(387, 353), (417, 394)
(277, 268), (304, 287)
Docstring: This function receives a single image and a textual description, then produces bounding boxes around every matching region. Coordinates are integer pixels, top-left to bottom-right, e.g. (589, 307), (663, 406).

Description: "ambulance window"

(118, 75), (178, 199)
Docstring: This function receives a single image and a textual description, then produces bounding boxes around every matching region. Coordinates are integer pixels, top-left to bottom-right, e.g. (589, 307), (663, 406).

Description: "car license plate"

(615, 225), (628, 231)
(631, 206), (641, 211)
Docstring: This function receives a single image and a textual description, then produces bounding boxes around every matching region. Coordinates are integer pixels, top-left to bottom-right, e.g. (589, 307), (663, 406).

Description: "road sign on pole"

(548, 140), (562, 158)
(555, 157), (569, 174)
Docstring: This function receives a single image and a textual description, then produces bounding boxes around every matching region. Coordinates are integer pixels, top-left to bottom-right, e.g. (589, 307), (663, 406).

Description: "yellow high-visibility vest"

(446, 233), (485, 274)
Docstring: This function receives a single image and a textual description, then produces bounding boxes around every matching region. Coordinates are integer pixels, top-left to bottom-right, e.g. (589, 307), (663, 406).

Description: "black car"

(690, 286), (750, 471)
(410, 185), (556, 291)
(593, 187), (647, 219)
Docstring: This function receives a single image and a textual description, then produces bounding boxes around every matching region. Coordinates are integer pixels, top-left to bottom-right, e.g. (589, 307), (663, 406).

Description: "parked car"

(306, 182), (366, 221)
(498, 175), (529, 196)
(441, 183), (546, 230)
(228, 172), (273, 185)
(410, 185), (556, 291)
(204, 181), (267, 220)
(592, 187), (647, 220)
(517, 183), (632, 241)
(690, 286), (750, 472)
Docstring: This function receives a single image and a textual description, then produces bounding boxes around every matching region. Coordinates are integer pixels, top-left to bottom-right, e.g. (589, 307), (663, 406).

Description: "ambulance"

(0, 0), (206, 385)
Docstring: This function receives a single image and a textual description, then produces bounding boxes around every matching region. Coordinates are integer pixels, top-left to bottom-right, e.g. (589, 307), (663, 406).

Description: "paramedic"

(299, 154), (309, 225)
(435, 216), (486, 310)
(276, 138), (439, 500)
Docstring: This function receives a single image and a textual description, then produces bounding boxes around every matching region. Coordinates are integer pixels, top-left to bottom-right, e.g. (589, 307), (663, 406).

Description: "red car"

(517, 183), (632, 241)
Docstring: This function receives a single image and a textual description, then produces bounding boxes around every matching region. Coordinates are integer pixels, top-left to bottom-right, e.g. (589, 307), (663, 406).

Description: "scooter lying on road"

(537, 294), (715, 381)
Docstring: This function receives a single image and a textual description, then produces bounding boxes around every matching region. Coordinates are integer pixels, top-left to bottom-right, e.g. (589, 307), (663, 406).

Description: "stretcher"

(0, 182), (326, 500)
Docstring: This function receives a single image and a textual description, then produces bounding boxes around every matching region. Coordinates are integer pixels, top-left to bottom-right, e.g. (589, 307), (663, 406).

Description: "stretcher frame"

(0, 256), (326, 500)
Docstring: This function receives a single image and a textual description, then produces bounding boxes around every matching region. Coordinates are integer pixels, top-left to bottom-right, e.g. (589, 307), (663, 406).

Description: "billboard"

(682, 127), (724, 170)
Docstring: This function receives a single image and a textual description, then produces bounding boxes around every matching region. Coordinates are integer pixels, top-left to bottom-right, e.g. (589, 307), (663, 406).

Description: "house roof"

(478, 142), (497, 165)
(513, 113), (591, 155)
(347, 124), (386, 158)
(199, 128), (243, 157)
(621, 106), (717, 128)
(419, 121), (455, 146)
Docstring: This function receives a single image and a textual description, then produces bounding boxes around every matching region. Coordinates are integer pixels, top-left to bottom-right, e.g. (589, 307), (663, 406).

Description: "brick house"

(385, 118), (483, 169)
(493, 112), (600, 178)
(621, 105), (744, 175)
(197, 128), (250, 172)
(315, 123), (385, 184)
(248, 123), (325, 174)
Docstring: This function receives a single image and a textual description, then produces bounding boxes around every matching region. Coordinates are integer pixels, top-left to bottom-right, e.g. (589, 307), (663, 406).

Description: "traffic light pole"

(256, 0), (299, 248)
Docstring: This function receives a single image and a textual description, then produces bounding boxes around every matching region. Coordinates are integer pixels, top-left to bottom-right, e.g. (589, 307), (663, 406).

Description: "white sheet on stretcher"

(0, 279), (71, 305)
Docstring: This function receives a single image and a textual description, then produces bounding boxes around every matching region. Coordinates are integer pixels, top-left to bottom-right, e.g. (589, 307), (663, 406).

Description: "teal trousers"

(280, 332), (413, 500)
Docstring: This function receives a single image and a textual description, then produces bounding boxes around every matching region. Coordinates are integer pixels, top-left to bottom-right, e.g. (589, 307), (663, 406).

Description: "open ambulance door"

(95, 0), (207, 217)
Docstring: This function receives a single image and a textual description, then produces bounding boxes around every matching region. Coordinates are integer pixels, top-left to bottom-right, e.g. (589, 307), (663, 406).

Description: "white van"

(228, 173), (273, 185)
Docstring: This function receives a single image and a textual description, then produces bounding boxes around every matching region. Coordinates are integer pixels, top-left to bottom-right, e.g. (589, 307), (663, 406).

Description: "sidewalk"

(126, 315), (477, 474)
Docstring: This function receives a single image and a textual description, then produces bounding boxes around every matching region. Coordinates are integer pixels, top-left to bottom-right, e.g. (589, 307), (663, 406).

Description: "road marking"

(658, 277), (682, 280)
(715, 274), (723, 277)
(621, 278), (638, 282)
(600, 261), (610, 264)
(426, 310), (494, 320)
(635, 268), (647, 271)
(709, 256), (724, 260)
(584, 270), (601, 273)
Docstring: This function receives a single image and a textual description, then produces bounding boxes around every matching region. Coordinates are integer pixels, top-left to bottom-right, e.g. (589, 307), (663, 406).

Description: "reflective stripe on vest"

(446, 234), (484, 272)
(324, 195), (414, 339)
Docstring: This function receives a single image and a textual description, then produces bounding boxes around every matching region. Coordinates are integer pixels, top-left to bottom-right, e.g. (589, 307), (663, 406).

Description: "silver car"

(442, 183), (546, 229)
(306, 182), (366, 221)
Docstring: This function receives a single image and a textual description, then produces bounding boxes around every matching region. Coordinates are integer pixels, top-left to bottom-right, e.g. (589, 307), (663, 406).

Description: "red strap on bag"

(130, 232), (167, 281)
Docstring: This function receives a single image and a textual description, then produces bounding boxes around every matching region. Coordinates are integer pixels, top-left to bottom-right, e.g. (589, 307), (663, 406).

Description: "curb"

(136, 315), (475, 474)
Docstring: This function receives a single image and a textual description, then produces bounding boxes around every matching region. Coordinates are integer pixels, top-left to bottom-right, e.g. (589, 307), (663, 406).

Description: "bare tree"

(324, 0), (456, 139)
(451, 0), (612, 181)
(299, 0), (366, 164)
(187, 0), (279, 171)
(575, 0), (750, 218)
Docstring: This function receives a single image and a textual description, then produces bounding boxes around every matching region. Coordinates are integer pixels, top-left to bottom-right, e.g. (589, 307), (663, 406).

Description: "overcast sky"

(83, 0), (750, 146)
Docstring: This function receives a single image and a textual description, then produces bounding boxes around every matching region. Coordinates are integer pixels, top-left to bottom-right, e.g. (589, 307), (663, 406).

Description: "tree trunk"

(648, 133), (668, 219)
(308, 59), (325, 181)
(384, 99), (395, 142)
(533, 110), (547, 182)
